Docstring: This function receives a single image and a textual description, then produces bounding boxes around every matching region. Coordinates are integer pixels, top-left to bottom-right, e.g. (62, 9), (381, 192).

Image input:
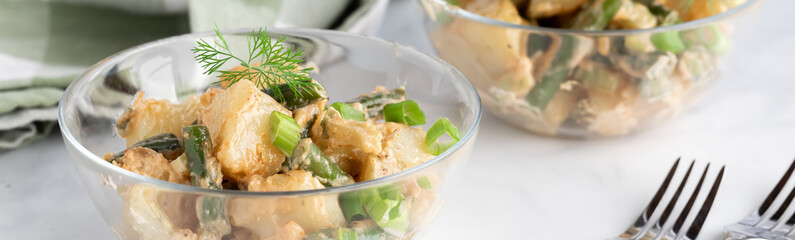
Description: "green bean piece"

(109, 133), (183, 162)
(569, 0), (623, 30)
(287, 139), (354, 187)
(182, 125), (223, 189)
(525, 36), (580, 110)
(527, 33), (551, 57)
(262, 80), (327, 110)
(526, 70), (568, 110)
(196, 196), (231, 240)
(346, 88), (407, 118)
(182, 126), (230, 239)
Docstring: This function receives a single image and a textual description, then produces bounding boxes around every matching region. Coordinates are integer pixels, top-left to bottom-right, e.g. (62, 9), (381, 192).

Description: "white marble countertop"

(1, 0), (793, 239)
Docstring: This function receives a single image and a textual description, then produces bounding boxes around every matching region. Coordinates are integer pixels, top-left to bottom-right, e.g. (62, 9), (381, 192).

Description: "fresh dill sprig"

(191, 26), (316, 101)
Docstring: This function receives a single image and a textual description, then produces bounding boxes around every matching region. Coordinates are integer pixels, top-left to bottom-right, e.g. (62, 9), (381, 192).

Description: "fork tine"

(684, 165), (725, 239)
(630, 158), (681, 228)
(770, 182), (795, 222)
(789, 208), (795, 225)
(758, 158), (795, 216)
(672, 163), (710, 234)
(786, 209), (795, 235)
(657, 160), (695, 227)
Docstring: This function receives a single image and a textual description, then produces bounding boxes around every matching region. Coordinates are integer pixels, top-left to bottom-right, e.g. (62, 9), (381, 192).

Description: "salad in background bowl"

(420, 0), (761, 137)
(58, 28), (480, 239)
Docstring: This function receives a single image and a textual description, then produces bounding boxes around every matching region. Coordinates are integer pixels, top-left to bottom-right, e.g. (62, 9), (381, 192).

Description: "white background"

(1, 0), (793, 239)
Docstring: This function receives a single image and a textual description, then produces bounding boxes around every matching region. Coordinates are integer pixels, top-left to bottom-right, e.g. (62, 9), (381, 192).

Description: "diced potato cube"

(360, 124), (434, 182)
(118, 93), (201, 147)
(201, 80), (291, 182)
(230, 170), (345, 239)
(529, 0), (589, 18)
(117, 147), (189, 185)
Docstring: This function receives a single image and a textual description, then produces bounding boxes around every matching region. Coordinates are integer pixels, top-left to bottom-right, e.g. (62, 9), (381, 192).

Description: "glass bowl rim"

(422, 0), (761, 36)
(57, 28), (483, 197)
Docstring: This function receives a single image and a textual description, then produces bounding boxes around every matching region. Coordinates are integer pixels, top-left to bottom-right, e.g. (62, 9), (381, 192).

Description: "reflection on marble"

(1, 0), (794, 239)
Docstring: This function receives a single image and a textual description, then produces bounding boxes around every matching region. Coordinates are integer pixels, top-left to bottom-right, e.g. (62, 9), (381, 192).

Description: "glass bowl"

(58, 29), (481, 239)
(418, 0), (761, 137)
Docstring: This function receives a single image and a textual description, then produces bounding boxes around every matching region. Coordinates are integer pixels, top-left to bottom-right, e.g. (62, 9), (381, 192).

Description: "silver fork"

(725, 159), (795, 240)
(610, 158), (726, 240)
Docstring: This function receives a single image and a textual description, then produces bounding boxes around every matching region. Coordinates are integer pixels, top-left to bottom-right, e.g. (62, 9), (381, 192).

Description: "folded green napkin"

(0, 0), (384, 152)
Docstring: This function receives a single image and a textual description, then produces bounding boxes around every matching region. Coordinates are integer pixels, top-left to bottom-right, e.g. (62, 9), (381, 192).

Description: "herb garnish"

(192, 27), (316, 101)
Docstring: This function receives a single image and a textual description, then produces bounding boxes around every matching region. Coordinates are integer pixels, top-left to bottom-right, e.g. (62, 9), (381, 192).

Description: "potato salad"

(102, 28), (460, 240)
(430, 0), (745, 136)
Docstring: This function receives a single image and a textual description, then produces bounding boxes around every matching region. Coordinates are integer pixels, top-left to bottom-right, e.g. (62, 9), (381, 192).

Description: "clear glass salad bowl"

(58, 29), (481, 239)
(419, 0), (761, 137)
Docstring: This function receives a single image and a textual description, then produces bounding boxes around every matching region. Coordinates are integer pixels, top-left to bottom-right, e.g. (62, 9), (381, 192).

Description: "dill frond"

(191, 26), (317, 101)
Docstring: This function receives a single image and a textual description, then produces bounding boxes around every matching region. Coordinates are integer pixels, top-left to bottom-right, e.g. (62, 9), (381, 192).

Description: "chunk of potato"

(324, 109), (383, 156)
(360, 124), (434, 181)
(529, 0), (589, 18)
(458, 0), (526, 73)
(263, 221), (304, 240)
(117, 147), (189, 185)
(118, 93), (202, 147)
(663, 0), (745, 21)
(122, 184), (183, 239)
(200, 80), (291, 183)
(292, 99), (327, 130)
(439, 0), (534, 95)
(318, 109), (384, 178)
(230, 170), (345, 239)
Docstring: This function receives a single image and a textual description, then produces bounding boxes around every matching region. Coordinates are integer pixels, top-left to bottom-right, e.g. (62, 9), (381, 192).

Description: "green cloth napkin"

(0, 0), (384, 152)
(0, 1), (189, 152)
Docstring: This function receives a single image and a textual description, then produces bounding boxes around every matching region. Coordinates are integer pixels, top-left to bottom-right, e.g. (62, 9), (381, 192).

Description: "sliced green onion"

(269, 111), (301, 157)
(359, 186), (409, 236)
(340, 192), (368, 223)
(331, 102), (366, 122)
(651, 31), (686, 54)
(383, 100), (426, 126)
(425, 118), (460, 156)
(305, 226), (380, 240)
(338, 228), (357, 240)
(416, 176), (432, 189)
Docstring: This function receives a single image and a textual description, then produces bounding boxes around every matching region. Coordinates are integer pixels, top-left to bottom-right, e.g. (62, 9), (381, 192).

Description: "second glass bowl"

(419, 0), (761, 137)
